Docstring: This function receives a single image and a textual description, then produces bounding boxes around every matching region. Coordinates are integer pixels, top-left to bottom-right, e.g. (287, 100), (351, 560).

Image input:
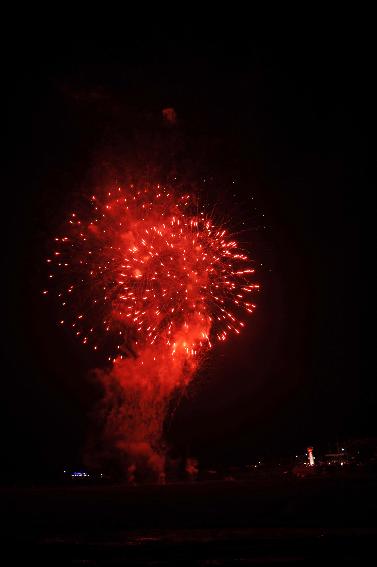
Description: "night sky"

(3, 38), (368, 480)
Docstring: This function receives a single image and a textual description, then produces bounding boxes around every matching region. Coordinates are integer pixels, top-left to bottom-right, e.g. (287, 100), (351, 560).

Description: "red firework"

(45, 184), (259, 362)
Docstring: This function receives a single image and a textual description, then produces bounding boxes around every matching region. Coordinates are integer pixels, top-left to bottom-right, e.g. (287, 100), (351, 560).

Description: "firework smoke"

(46, 183), (258, 480)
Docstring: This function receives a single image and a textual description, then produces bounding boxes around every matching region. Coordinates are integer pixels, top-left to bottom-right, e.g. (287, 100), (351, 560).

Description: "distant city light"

(71, 471), (90, 477)
(307, 447), (315, 466)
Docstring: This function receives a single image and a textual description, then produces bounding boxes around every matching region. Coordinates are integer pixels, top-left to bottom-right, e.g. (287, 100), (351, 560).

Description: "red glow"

(47, 183), (258, 477)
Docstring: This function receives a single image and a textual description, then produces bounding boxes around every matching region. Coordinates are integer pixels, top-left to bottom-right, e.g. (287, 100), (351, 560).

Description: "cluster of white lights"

(71, 472), (90, 477)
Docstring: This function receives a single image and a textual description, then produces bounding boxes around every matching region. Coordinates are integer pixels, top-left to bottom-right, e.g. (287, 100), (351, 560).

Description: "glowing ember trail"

(46, 184), (259, 480)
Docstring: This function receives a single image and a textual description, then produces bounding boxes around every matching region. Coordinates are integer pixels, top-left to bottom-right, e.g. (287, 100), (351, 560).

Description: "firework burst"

(45, 184), (259, 363)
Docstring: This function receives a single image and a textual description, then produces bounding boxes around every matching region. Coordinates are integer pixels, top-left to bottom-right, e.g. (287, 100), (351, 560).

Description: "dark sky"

(3, 38), (368, 478)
